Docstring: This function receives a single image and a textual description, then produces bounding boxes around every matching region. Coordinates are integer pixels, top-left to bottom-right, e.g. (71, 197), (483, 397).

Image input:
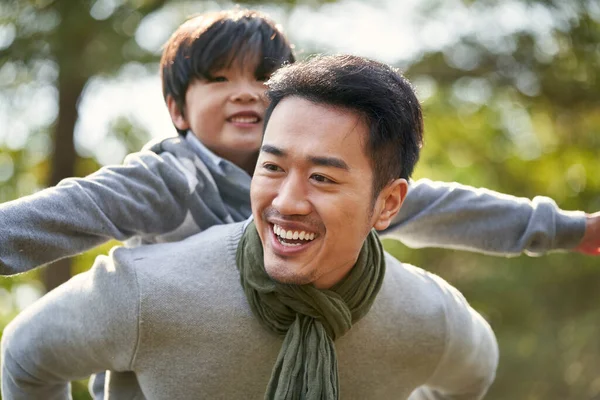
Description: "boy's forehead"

(210, 45), (263, 74)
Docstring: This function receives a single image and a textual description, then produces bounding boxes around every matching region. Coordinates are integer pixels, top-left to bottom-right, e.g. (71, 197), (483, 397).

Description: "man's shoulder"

(380, 253), (467, 316)
(382, 252), (440, 290)
(113, 221), (246, 277)
(105, 221), (248, 331)
(352, 254), (464, 371)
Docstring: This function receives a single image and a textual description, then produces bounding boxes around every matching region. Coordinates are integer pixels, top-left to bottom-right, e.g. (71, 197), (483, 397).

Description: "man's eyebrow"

(261, 144), (349, 170)
(260, 144), (286, 157)
(308, 156), (349, 171)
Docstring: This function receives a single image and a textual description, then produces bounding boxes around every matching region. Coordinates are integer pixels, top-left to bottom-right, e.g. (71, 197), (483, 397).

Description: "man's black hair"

(264, 54), (423, 198)
(160, 9), (295, 135)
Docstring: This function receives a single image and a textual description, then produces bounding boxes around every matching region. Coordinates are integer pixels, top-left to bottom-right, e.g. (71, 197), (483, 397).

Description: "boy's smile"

(168, 64), (268, 174)
(227, 110), (262, 127)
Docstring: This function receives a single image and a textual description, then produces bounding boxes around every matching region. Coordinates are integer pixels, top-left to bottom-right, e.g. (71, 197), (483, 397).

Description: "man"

(1, 55), (498, 399)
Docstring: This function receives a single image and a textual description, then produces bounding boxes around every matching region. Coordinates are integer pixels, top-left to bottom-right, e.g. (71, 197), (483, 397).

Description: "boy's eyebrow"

(260, 144), (349, 170)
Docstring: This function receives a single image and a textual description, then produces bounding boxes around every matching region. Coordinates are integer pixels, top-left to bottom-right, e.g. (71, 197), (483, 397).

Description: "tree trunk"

(42, 71), (86, 292)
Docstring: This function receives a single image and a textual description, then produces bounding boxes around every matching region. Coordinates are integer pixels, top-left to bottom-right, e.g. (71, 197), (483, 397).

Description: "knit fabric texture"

(236, 221), (386, 399)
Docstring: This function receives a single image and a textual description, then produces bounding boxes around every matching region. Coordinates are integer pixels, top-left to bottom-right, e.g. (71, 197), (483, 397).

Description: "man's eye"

(263, 163), (282, 172)
(211, 76), (228, 82)
(311, 174), (334, 184)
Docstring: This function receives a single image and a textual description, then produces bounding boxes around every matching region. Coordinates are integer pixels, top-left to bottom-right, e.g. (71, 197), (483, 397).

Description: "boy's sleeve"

(1, 248), (140, 400)
(408, 274), (499, 400)
(382, 178), (586, 256)
(0, 149), (194, 275)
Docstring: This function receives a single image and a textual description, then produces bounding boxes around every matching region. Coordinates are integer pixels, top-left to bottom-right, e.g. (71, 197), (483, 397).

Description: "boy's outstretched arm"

(0, 140), (228, 275)
(574, 212), (600, 255)
(381, 178), (588, 256)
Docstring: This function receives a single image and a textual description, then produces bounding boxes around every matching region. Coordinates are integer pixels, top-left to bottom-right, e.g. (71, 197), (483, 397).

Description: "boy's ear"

(167, 95), (190, 131)
(372, 178), (409, 231)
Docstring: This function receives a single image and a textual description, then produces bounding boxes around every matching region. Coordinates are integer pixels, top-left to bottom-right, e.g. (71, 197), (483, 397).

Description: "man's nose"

(272, 175), (311, 216)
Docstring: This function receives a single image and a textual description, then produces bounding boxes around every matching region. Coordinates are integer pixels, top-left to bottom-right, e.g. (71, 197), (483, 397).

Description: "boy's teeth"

(273, 224), (316, 242)
(230, 116), (258, 123)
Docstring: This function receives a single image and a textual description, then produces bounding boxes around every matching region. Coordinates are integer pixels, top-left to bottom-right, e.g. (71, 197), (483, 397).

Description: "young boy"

(0, 7), (595, 398)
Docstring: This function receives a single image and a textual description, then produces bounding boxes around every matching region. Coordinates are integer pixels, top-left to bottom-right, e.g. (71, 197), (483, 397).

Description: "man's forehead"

(264, 97), (370, 159)
(270, 96), (356, 120)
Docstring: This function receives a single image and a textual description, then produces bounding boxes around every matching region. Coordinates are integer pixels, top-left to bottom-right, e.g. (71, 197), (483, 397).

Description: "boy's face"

(168, 63), (268, 172)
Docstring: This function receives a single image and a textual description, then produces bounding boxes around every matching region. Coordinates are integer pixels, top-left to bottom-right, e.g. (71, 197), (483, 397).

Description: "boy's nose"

(231, 85), (261, 103)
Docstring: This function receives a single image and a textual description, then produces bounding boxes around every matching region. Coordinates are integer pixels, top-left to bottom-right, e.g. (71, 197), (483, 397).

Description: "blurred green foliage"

(395, 3), (600, 397)
(1, 0), (599, 399)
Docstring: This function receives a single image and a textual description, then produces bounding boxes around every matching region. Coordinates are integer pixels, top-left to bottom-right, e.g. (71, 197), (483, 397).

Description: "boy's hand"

(574, 212), (600, 255)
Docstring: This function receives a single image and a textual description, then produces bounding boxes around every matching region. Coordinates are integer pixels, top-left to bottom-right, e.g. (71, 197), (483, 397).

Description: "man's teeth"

(230, 116), (258, 123)
(273, 224), (315, 244)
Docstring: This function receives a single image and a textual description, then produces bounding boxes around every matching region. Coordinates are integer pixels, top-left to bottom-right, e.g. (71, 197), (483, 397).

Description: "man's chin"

(264, 262), (314, 286)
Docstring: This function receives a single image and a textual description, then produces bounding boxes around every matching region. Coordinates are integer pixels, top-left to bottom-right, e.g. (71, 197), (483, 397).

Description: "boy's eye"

(210, 76), (228, 82)
(311, 174), (335, 184)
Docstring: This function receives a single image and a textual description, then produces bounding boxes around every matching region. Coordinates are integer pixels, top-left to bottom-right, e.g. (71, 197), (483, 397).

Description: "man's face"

(251, 96), (403, 289)
(168, 62), (268, 172)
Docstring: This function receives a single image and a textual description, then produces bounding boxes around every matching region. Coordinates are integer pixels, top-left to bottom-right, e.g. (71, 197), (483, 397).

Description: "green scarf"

(236, 221), (386, 400)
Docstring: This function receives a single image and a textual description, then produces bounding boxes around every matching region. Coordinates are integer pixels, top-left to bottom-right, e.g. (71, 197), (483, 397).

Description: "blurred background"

(0, 0), (599, 398)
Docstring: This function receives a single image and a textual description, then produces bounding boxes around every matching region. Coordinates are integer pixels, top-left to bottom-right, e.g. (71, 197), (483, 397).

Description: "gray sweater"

(1, 222), (499, 400)
(0, 133), (585, 275)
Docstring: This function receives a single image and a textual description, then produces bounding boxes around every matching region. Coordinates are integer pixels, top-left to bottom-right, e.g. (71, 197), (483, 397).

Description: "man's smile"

(269, 223), (319, 254)
(273, 224), (316, 245)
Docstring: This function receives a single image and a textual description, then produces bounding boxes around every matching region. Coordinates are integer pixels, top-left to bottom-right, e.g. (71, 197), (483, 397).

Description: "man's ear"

(166, 95), (189, 131)
(372, 178), (408, 231)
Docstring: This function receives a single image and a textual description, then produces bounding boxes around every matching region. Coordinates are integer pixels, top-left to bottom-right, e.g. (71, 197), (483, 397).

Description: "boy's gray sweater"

(0, 133), (585, 274)
(1, 222), (499, 400)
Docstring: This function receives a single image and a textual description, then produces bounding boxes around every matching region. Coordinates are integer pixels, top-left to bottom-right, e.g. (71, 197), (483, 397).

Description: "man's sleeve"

(409, 274), (499, 400)
(382, 178), (586, 256)
(0, 149), (192, 275)
(1, 248), (140, 400)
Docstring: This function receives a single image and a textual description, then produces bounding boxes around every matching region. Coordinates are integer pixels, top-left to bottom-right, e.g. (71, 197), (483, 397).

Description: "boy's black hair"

(161, 9), (295, 135)
(264, 54), (423, 199)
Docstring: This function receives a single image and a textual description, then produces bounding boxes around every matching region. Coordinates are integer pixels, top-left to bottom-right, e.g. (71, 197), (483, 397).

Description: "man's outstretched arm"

(1, 248), (139, 400)
(382, 178), (588, 256)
